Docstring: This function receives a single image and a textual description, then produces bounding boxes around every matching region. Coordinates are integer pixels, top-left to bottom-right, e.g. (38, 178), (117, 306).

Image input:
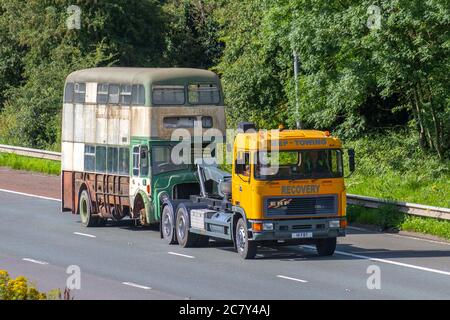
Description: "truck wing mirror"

(348, 149), (355, 173)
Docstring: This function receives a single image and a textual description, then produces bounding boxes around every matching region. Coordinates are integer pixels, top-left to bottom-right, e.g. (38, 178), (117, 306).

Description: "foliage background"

(0, 0), (448, 205)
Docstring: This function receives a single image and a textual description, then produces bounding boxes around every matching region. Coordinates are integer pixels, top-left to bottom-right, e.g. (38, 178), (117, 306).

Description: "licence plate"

(292, 232), (313, 239)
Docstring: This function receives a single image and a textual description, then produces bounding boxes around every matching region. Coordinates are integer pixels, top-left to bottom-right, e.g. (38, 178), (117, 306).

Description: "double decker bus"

(61, 68), (226, 227)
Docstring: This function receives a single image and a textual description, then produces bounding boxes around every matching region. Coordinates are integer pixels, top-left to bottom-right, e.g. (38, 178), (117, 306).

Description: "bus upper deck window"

(120, 85), (132, 105)
(109, 84), (120, 104)
(188, 84), (220, 105)
(132, 85), (145, 105)
(64, 83), (74, 103)
(97, 84), (109, 104)
(152, 85), (185, 105)
(74, 83), (86, 103)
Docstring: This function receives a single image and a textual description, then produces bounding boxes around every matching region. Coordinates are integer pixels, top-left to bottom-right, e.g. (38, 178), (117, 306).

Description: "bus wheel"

(162, 205), (177, 245)
(79, 190), (97, 227)
(176, 205), (198, 248)
(315, 237), (337, 256)
(235, 218), (257, 259)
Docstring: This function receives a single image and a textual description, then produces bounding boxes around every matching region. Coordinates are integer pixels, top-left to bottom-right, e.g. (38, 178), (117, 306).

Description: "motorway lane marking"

(0, 188), (60, 202)
(22, 258), (49, 265)
(74, 232), (96, 238)
(168, 252), (195, 259)
(347, 226), (450, 246)
(276, 275), (308, 283)
(122, 282), (151, 290)
(301, 245), (450, 277)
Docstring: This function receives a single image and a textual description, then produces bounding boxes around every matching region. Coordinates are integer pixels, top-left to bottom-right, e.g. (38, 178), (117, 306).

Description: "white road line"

(22, 258), (49, 265)
(73, 232), (96, 238)
(277, 275), (308, 283)
(301, 245), (450, 276)
(0, 188), (60, 202)
(122, 282), (151, 290)
(347, 226), (450, 246)
(168, 252), (195, 259)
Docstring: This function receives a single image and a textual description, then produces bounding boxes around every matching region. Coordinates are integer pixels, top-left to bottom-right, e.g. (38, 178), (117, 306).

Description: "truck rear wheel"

(235, 218), (257, 259)
(176, 205), (199, 248)
(79, 190), (97, 227)
(162, 205), (177, 244)
(315, 237), (337, 256)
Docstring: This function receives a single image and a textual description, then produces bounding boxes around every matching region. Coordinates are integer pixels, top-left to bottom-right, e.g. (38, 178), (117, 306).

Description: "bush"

(0, 270), (47, 300)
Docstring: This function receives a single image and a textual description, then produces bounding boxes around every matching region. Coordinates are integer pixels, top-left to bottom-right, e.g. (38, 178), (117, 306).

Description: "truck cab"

(161, 123), (355, 259)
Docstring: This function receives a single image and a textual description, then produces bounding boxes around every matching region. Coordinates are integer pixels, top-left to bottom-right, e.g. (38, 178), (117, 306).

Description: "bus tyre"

(162, 205), (177, 245)
(79, 190), (97, 227)
(235, 218), (257, 259)
(176, 205), (198, 248)
(315, 237), (337, 256)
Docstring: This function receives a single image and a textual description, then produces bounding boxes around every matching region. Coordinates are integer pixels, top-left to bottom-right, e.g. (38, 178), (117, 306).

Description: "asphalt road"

(1, 189), (450, 300)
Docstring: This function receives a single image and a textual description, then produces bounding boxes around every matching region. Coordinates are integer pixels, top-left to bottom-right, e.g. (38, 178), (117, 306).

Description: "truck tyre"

(79, 190), (97, 227)
(235, 218), (257, 259)
(315, 237), (337, 256)
(162, 205), (177, 244)
(176, 205), (199, 248)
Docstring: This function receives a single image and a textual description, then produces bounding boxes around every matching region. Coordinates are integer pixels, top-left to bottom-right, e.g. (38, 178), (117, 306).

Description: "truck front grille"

(265, 195), (338, 216)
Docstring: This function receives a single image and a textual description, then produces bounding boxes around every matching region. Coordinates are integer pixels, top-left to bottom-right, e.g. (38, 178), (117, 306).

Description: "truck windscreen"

(255, 149), (343, 180)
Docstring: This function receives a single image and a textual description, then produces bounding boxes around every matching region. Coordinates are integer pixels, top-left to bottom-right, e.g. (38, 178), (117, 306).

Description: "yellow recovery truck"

(161, 123), (355, 259)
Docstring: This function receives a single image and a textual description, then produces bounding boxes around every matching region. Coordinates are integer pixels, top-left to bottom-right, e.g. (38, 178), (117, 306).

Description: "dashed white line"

(74, 232), (96, 238)
(122, 282), (151, 290)
(22, 258), (49, 265)
(0, 188), (60, 202)
(277, 275), (308, 283)
(168, 252), (195, 259)
(301, 245), (450, 276)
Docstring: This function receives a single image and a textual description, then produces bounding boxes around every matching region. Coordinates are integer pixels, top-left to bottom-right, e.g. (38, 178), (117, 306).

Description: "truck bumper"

(248, 217), (346, 242)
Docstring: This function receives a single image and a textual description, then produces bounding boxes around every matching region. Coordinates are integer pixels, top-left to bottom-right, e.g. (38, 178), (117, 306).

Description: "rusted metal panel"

(84, 104), (96, 144)
(119, 106), (130, 145)
(62, 171), (75, 212)
(74, 104), (85, 142)
(61, 142), (73, 171)
(62, 103), (74, 142)
(107, 106), (120, 145)
(130, 106), (151, 138)
(96, 105), (108, 144)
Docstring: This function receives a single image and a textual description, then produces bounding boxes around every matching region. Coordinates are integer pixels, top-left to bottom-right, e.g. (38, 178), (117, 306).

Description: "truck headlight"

(263, 222), (274, 231)
(329, 220), (340, 228)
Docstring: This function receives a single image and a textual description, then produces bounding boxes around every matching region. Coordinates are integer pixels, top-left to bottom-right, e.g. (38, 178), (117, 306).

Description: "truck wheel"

(162, 205), (177, 244)
(315, 237), (337, 256)
(176, 205), (199, 248)
(235, 218), (257, 259)
(79, 190), (97, 227)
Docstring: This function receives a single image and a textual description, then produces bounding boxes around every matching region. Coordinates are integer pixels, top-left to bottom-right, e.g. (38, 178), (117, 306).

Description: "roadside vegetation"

(346, 132), (450, 208)
(0, 270), (67, 300)
(0, 153), (60, 175)
(348, 205), (450, 241)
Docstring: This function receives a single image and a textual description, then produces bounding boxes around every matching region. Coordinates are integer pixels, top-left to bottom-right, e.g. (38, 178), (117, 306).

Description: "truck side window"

(235, 152), (250, 177)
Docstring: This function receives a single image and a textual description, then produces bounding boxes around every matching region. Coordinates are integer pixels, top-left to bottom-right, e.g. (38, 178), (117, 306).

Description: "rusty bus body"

(61, 67), (226, 226)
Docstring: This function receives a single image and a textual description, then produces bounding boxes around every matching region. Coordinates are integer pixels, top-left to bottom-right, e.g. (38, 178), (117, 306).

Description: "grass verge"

(348, 204), (450, 241)
(0, 152), (60, 175)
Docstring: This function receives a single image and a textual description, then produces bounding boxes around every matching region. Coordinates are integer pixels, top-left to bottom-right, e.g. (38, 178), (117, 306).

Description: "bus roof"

(66, 67), (220, 85)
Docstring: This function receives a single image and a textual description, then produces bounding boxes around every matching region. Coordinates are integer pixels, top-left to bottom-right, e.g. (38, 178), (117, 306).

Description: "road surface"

(1, 187), (449, 299)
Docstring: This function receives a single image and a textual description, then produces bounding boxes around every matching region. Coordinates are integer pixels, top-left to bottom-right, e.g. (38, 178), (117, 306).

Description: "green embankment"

(346, 133), (450, 208)
(0, 152), (60, 175)
(348, 205), (450, 241)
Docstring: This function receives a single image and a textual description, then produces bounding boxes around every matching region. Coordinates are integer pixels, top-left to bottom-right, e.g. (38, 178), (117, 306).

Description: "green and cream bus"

(61, 67), (226, 227)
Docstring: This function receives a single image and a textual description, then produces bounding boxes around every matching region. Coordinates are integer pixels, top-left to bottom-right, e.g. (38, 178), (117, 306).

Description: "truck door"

(233, 151), (252, 210)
